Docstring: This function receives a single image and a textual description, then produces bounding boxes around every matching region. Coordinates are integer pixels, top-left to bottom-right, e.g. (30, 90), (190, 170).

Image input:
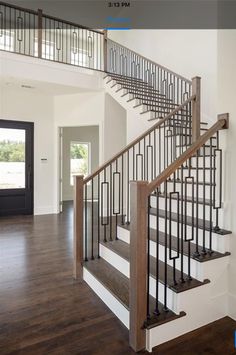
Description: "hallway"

(0, 204), (235, 354)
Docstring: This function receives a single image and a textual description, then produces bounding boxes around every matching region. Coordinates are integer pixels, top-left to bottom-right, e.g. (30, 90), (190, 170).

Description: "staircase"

(0, 1), (231, 352)
(74, 48), (231, 352)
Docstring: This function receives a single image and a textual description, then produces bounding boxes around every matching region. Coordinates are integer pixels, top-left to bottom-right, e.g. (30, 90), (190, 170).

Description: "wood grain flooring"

(0, 201), (235, 354)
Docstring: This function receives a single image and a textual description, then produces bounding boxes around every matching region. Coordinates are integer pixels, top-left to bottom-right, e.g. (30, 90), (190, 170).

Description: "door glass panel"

(0, 128), (26, 189)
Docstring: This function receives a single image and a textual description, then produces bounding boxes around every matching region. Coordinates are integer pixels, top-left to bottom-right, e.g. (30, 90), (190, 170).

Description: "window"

(70, 142), (90, 185)
(34, 40), (55, 60)
(71, 49), (88, 67)
(0, 128), (25, 189)
(0, 31), (14, 51)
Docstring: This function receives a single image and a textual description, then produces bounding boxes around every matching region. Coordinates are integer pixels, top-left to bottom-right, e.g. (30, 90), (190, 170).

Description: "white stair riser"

(117, 223), (229, 255)
(117, 226), (230, 281)
(85, 261), (227, 353)
(149, 214), (228, 253)
(166, 181), (213, 199)
(174, 168), (214, 181)
(189, 156), (213, 168)
(83, 267), (129, 328)
(149, 240), (203, 281)
(100, 243), (180, 313)
(150, 195), (212, 221)
(147, 284), (227, 351)
(117, 226), (201, 279)
(176, 146), (213, 156)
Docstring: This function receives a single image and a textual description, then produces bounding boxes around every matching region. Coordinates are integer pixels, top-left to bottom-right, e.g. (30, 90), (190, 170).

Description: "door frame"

(0, 119), (34, 216)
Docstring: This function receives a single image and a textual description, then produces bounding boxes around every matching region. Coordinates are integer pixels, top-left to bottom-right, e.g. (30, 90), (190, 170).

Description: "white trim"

(228, 293), (236, 320)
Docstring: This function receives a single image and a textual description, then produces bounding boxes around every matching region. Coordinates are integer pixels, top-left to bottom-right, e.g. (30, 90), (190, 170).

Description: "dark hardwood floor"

(0, 201), (235, 354)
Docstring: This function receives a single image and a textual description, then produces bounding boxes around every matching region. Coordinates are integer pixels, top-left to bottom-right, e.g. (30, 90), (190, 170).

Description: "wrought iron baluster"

(154, 188), (160, 315)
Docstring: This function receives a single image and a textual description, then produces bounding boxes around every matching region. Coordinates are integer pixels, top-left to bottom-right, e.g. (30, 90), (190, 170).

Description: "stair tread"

(163, 133), (216, 139)
(101, 239), (208, 293)
(166, 179), (215, 186)
(118, 224), (230, 262)
(151, 192), (212, 205)
(121, 85), (165, 95)
(84, 257), (129, 308)
(113, 80), (154, 89)
(142, 110), (190, 116)
(84, 258), (186, 328)
(127, 95), (173, 103)
(104, 73), (145, 83)
(150, 207), (213, 231)
(179, 166), (216, 170)
(122, 90), (167, 99)
(176, 143), (216, 148)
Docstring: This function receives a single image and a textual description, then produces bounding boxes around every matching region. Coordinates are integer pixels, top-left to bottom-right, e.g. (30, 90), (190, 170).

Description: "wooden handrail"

(42, 13), (104, 34)
(107, 39), (192, 84)
(146, 114), (229, 195)
(84, 95), (196, 184)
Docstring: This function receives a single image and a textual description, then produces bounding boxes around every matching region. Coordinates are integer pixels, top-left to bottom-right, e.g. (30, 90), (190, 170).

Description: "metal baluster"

(147, 195), (151, 319)
(202, 145), (207, 254)
(97, 174), (100, 258)
(154, 188), (160, 315)
(209, 138), (213, 253)
(101, 169), (108, 242)
(169, 191), (179, 286)
(91, 178), (94, 259)
(127, 150), (130, 224)
(213, 131), (223, 232)
(84, 183), (88, 261)
(194, 149), (200, 257)
(180, 165), (185, 282)
(110, 163), (113, 241)
(184, 176), (194, 280)
(113, 159), (120, 240)
(121, 154), (124, 225)
(164, 181), (168, 310)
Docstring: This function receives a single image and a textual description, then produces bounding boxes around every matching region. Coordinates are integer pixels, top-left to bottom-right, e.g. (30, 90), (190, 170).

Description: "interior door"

(0, 119), (34, 216)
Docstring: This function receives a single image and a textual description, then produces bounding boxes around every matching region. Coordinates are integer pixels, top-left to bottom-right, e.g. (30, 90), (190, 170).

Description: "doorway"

(59, 126), (99, 212)
(0, 119), (34, 216)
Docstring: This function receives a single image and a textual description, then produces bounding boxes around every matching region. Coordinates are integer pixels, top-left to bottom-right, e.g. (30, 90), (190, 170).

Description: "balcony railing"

(0, 1), (105, 71)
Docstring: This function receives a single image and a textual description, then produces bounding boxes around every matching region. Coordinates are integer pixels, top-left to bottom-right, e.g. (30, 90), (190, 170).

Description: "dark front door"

(0, 120), (34, 216)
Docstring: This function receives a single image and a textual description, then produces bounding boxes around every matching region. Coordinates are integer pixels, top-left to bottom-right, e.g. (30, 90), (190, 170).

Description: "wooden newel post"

(192, 76), (201, 142)
(73, 175), (84, 280)
(37, 9), (43, 58)
(103, 29), (108, 72)
(129, 181), (148, 352)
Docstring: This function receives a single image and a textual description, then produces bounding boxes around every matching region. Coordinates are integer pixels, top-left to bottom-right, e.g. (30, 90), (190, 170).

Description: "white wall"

(217, 30), (236, 320)
(54, 91), (105, 210)
(0, 85), (55, 215)
(0, 51), (103, 92)
(104, 93), (127, 160)
(62, 126), (99, 201)
(108, 30), (218, 124)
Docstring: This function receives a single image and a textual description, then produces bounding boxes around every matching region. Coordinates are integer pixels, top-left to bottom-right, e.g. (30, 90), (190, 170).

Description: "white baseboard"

(228, 293), (236, 320)
(34, 205), (58, 215)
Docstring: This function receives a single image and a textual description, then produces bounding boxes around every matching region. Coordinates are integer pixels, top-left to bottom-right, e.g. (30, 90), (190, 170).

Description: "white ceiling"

(0, 76), (95, 96)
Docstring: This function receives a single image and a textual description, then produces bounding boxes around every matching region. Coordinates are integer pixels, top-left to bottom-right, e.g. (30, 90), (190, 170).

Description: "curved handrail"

(84, 95), (196, 184)
(146, 116), (228, 195)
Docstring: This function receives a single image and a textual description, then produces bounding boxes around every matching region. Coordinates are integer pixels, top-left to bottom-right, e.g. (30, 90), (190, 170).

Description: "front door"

(0, 120), (34, 216)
